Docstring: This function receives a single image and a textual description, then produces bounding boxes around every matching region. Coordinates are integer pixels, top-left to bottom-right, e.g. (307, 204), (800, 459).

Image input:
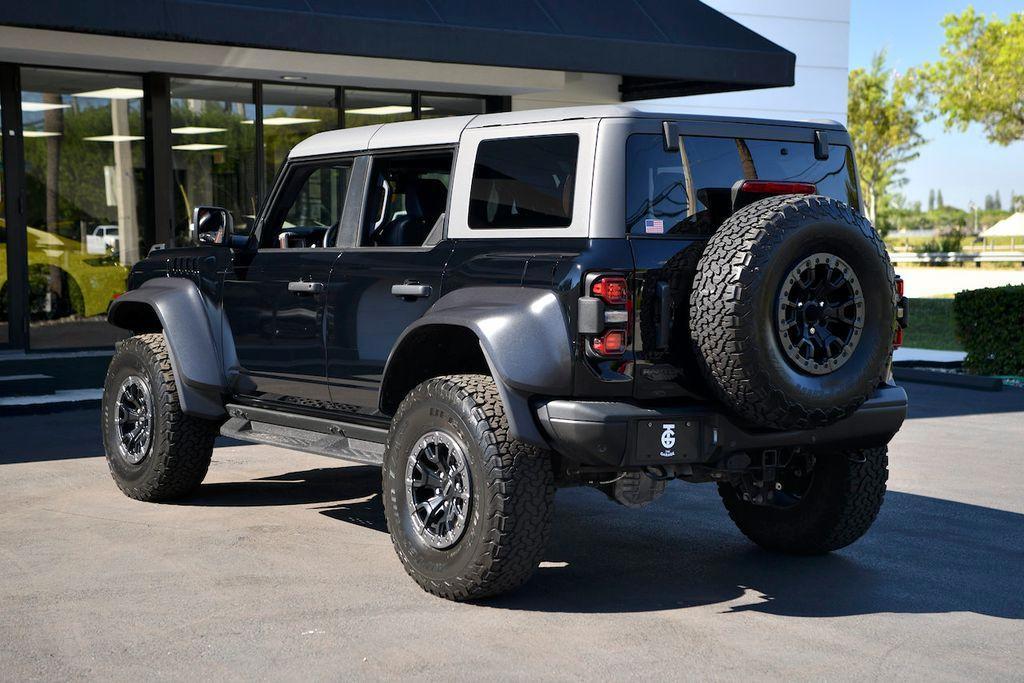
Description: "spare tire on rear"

(689, 195), (896, 430)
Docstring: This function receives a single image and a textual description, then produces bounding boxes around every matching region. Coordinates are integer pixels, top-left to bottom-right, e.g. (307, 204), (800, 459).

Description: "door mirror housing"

(191, 206), (234, 246)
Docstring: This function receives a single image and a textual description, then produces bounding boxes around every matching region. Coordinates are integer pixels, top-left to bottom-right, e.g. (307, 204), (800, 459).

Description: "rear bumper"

(535, 385), (908, 468)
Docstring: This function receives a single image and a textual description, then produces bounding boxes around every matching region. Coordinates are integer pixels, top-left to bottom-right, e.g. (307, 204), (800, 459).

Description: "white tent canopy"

(980, 212), (1024, 238)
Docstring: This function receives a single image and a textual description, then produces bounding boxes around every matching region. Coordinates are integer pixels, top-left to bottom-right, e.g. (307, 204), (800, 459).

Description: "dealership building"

(0, 0), (849, 356)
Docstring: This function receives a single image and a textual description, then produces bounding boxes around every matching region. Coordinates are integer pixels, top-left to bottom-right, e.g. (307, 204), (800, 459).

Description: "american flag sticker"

(645, 218), (664, 234)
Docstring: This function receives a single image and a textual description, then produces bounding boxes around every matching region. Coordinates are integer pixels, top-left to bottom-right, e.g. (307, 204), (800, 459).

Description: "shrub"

(953, 285), (1024, 376)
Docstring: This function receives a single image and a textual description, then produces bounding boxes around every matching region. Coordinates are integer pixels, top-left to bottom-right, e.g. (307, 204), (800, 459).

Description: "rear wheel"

(382, 374), (554, 601)
(101, 333), (217, 501)
(718, 446), (888, 554)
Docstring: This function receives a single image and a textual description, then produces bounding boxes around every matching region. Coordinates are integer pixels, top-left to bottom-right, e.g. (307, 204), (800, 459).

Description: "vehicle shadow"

(179, 466), (381, 507)
(179, 460), (1024, 619)
(482, 484), (1024, 618)
(903, 380), (1024, 419)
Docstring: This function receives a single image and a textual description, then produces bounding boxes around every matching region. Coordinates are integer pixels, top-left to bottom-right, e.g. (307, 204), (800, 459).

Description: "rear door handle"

(288, 281), (324, 295)
(391, 283), (432, 299)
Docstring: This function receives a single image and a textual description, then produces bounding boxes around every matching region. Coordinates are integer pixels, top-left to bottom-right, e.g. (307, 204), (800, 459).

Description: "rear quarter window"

(626, 133), (859, 237)
(469, 134), (579, 229)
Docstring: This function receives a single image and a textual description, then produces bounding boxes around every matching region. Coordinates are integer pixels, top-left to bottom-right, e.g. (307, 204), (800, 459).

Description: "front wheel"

(382, 374), (554, 601)
(101, 333), (217, 501)
(718, 446), (888, 554)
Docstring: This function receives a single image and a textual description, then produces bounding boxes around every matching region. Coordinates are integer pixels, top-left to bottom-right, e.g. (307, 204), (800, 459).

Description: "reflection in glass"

(344, 89), (414, 129)
(170, 78), (257, 243)
(420, 94), (486, 120)
(0, 112), (6, 345)
(20, 67), (144, 349)
(262, 84), (337, 190)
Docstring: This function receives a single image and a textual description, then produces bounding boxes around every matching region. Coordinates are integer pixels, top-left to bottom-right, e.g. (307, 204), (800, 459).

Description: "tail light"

(591, 276), (629, 306)
(580, 273), (631, 357)
(738, 180), (817, 195)
(894, 275), (908, 349)
(592, 330), (626, 355)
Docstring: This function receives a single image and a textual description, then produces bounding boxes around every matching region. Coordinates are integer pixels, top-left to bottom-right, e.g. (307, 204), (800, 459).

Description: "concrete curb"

(894, 367), (1003, 392)
(0, 390), (102, 416)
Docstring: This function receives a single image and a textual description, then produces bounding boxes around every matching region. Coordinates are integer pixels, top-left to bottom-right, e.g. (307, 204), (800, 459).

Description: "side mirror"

(191, 206), (234, 246)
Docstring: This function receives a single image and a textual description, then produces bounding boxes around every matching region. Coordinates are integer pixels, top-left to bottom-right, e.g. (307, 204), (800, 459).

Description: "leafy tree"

(985, 194), (994, 211)
(847, 51), (926, 224)
(928, 188), (936, 211)
(995, 189), (1003, 210)
(937, 189), (944, 208)
(922, 8), (1024, 145)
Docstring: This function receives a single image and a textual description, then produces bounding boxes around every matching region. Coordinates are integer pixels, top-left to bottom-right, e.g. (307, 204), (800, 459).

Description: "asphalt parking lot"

(2, 381), (1023, 680)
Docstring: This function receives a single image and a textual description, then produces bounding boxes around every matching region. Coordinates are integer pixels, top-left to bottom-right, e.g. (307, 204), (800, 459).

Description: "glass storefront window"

(170, 77), (257, 243)
(420, 94), (486, 119)
(0, 107), (6, 346)
(1, 68), (500, 351)
(20, 67), (146, 349)
(344, 89), (414, 129)
(262, 83), (338, 190)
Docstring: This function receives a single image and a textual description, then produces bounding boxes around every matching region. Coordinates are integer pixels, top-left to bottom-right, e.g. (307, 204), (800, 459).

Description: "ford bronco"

(102, 104), (909, 601)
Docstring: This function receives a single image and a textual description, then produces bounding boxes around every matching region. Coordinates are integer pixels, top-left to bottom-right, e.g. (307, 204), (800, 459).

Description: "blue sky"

(849, 0), (1022, 211)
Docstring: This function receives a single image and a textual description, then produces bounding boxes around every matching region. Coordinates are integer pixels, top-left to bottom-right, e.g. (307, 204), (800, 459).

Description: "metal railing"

(888, 251), (1024, 265)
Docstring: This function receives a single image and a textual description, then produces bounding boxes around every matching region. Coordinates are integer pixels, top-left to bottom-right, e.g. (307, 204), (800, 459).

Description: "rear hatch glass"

(626, 134), (859, 238)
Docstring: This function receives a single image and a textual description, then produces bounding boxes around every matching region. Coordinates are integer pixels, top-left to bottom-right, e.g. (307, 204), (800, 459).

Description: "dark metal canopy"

(0, 0), (795, 100)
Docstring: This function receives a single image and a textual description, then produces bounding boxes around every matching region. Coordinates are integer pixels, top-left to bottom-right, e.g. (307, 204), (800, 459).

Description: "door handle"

(391, 283), (432, 299)
(288, 281), (325, 295)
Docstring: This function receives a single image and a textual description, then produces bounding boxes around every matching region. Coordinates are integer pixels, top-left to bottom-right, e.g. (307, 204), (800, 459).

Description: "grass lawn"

(904, 297), (962, 351)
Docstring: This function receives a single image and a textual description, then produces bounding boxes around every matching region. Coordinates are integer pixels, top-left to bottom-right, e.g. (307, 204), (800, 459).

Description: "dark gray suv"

(101, 104), (908, 601)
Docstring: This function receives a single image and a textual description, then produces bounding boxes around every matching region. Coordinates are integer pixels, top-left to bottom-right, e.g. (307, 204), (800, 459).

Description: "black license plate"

(633, 418), (702, 464)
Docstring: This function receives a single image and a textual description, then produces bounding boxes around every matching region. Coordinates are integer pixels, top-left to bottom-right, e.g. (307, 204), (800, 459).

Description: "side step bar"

(220, 404), (387, 465)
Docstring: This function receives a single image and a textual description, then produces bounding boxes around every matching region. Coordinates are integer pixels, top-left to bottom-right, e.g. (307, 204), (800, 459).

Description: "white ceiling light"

(23, 131), (62, 138)
(22, 102), (71, 112)
(346, 105), (413, 116)
(83, 134), (145, 142)
(172, 143), (227, 151)
(171, 126), (227, 135)
(280, 75), (307, 81)
(72, 87), (145, 100)
(241, 116), (321, 126)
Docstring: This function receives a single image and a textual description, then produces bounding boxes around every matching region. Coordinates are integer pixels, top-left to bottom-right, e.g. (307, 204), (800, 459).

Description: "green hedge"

(953, 285), (1024, 376)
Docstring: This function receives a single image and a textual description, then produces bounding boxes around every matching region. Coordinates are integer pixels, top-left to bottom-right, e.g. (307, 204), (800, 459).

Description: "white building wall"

(512, 0), (851, 124)
(666, 0), (851, 123)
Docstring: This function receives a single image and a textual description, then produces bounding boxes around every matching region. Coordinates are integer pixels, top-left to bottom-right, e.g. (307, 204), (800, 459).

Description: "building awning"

(0, 0), (795, 100)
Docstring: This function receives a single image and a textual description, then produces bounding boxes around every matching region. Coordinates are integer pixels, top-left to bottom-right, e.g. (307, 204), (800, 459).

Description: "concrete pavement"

(1, 382), (1022, 680)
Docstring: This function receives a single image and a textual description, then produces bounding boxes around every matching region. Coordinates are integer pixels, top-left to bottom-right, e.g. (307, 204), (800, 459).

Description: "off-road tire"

(101, 333), (217, 501)
(690, 195), (896, 430)
(718, 446), (888, 554)
(382, 374), (555, 601)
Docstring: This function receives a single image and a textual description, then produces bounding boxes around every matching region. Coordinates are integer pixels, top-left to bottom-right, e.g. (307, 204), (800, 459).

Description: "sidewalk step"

(0, 374), (57, 397)
(0, 350), (112, 391)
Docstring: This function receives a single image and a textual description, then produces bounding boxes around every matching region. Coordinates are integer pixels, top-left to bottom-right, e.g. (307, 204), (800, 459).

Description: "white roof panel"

(288, 124), (382, 158)
(369, 115), (475, 150)
(288, 103), (845, 159)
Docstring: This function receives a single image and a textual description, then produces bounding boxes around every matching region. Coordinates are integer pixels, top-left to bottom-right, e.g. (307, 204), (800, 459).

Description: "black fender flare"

(381, 287), (573, 448)
(107, 278), (230, 418)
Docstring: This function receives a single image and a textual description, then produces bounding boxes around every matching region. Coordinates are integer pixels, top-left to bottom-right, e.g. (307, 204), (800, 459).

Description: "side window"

(626, 134), (689, 235)
(468, 135), (578, 229)
(361, 152), (453, 247)
(262, 162), (350, 249)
